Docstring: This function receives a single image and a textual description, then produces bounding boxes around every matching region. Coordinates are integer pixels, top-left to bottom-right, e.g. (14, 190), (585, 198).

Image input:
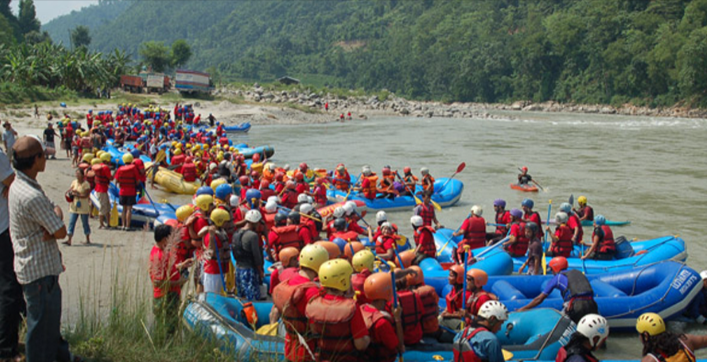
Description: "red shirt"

(567, 214), (583, 242)
(149, 246), (180, 298)
(298, 226), (313, 246)
(361, 304), (398, 350)
(284, 274), (321, 362)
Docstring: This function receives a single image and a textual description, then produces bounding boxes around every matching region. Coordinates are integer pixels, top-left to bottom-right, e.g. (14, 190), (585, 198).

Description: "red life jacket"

(282, 189), (298, 209)
(171, 154), (185, 167)
(551, 225), (574, 257)
(93, 164), (110, 187)
(415, 226), (437, 257)
(555, 346), (599, 362)
(412, 285), (440, 335)
(330, 231), (359, 242)
(80, 137), (91, 149)
(362, 173), (378, 199)
(596, 225), (616, 254)
(453, 326), (489, 362)
(375, 235), (396, 255)
(272, 279), (318, 336)
(360, 305), (398, 362)
(272, 225), (303, 252)
(305, 296), (359, 362)
(397, 290), (423, 345)
(466, 290), (497, 316)
(181, 162), (197, 182)
(219, 137), (228, 146)
(117, 164), (137, 188)
(84, 168), (96, 189)
(463, 216), (487, 249)
(507, 222), (529, 256)
(351, 270), (371, 306)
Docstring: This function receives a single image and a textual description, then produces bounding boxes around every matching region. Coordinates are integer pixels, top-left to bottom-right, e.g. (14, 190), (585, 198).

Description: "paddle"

(473, 236), (509, 260)
(354, 210), (372, 229)
(439, 162), (466, 191)
(437, 213), (471, 257)
(569, 194), (574, 207)
(276, 205), (322, 223)
(394, 171), (423, 206)
(543, 200), (552, 275)
(391, 270), (404, 362)
(460, 245), (471, 329)
(516, 167), (544, 191)
(343, 172), (363, 201)
(142, 186), (160, 215)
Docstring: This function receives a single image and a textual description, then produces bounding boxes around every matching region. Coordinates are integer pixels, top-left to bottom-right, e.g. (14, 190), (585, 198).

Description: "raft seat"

(590, 279), (628, 298)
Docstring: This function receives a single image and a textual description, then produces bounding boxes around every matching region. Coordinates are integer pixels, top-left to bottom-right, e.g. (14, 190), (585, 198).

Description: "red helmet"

(286, 180), (295, 189)
(549, 257), (568, 274)
(252, 153), (261, 162)
(522, 166), (528, 173)
(403, 166), (411, 174)
(450, 264), (465, 285)
(316, 177), (325, 185)
(260, 180), (270, 189)
(299, 162), (308, 170)
(250, 170), (259, 178)
(239, 175), (250, 185)
(295, 173), (304, 181)
(275, 172), (284, 182)
(382, 168), (391, 176)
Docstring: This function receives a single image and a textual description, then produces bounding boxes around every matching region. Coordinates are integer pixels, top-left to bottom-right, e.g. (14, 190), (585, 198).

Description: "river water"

(226, 111), (707, 359)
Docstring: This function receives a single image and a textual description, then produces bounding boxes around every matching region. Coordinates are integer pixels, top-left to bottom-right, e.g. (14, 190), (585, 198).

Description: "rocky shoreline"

(218, 83), (707, 120)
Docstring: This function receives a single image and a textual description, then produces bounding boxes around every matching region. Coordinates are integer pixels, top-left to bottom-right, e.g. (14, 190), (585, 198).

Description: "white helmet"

(300, 203), (313, 215)
(410, 215), (423, 227)
(267, 196), (279, 204)
(283, 164), (290, 171)
(471, 205), (483, 217)
(229, 195), (240, 207)
(381, 222), (392, 230)
(265, 162), (275, 170)
(342, 201), (356, 216)
(265, 201), (278, 213)
(555, 212), (569, 224)
(701, 270), (707, 280)
(362, 165), (371, 175)
(576, 314), (609, 348)
(376, 210), (388, 223)
(477, 301), (509, 322)
(298, 194), (309, 203)
(420, 167), (429, 175)
(307, 195), (314, 204)
(245, 209), (262, 223)
(209, 162), (218, 171)
(333, 207), (345, 218)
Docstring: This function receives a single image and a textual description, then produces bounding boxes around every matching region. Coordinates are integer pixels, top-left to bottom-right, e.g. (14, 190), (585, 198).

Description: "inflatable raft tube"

(89, 183), (177, 227)
(437, 261), (701, 331)
(144, 162), (199, 195)
(326, 178), (463, 211)
(183, 293), (574, 362)
(232, 144), (275, 159)
(222, 122), (251, 133)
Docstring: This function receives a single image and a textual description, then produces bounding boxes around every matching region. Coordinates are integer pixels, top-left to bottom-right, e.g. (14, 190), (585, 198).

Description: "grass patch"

(0, 83), (78, 106)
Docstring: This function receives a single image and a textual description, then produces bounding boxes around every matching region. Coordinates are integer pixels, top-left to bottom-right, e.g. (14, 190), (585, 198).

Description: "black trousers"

(0, 229), (24, 358)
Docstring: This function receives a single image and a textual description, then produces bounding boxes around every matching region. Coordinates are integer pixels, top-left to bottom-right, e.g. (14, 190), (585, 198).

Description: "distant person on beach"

(43, 123), (58, 160)
(208, 113), (216, 127)
(63, 169), (91, 246)
(2, 122), (18, 164)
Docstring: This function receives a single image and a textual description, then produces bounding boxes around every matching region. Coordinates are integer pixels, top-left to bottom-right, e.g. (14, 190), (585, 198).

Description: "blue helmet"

(89, 110), (93, 113)
(493, 199), (506, 207)
(130, 149), (141, 158)
(559, 203), (571, 213)
(215, 184), (232, 201)
(332, 238), (347, 252)
(245, 189), (262, 208)
(521, 198), (534, 208)
(594, 215), (606, 226)
(196, 186), (214, 197)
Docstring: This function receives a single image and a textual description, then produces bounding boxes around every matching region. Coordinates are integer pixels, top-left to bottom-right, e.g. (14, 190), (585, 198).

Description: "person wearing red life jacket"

(488, 199), (510, 244)
(280, 180), (298, 209)
(438, 264), (473, 342)
(114, 153), (141, 230)
(271, 244), (329, 362)
(372, 210), (399, 240)
(305, 260), (370, 362)
(395, 276), (425, 346)
(268, 247), (300, 295)
(411, 215), (436, 265)
(259, 179), (275, 201)
(374, 222), (397, 261)
(560, 202), (584, 245)
(452, 301), (509, 362)
(463, 269), (496, 319)
(521, 198), (543, 239)
(328, 217), (360, 243)
(503, 208), (529, 257)
(413, 190), (442, 229)
(404, 266), (440, 338)
(361, 272), (404, 362)
(268, 212), (303, 259)
(555, 314), (609, 362)
(298, 203), (319, 243)
(180, 156), (198, 182)
(453, 205), (487, 263)
(547, 212), (574, 258)
(574, 196), (594, 223)
(357, 165), (378, 200)
(332, 164), (351, 192)
(312, 178), (327, 208)
(581, 215), (616, 261)
(350, 249), (375, 306)
(93, 153), (112, 229)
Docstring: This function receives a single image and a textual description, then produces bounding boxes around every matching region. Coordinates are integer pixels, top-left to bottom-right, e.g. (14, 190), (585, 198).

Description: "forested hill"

(44, 0), (707, 106)
(41, 0), (133, 46)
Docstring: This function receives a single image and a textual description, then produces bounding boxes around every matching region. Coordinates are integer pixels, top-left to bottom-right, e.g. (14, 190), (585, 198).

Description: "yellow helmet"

(578, 196), (587, 205)
(203, 144), (209, 150)
(636, 313), (665, 336)
(82, 153), (94, 162)
(210, 178), (227, 192)
(175, 205), (195, 223)
(217, 154), (223, 162)
(94, 120), (101, 126)
(171, 141), (178, 147)
(186, 143), (192, 149)
(122, 153), (133, 164)
(95, 150), (104, 157)
(90, 158), (101, 165)
(173, 149), (182, 156)
(298, 244), (330, 274)
(176, 143), (182, 149)
(100, 153), (112, 163)
(318, 259), (354, 292)
(194, 195), (214, 211)
(351, 250), (375, 272)
(210, 208), (231, 227)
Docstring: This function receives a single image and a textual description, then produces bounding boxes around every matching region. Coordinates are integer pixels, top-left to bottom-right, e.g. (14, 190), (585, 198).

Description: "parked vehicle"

(175, 69), (214, 94)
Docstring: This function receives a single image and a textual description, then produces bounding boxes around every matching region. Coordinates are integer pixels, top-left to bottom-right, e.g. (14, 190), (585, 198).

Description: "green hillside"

(42, 0), (133, 47)
(42, 0), (707, 106)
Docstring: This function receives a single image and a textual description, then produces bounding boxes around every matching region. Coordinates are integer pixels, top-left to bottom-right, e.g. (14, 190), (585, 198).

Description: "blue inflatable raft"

(433, 261), (701, 331)
(326, 178), (464, 211)
(89, 183), (177, 227)
(183, 293), (574, 362)
(222, 122), (251, 133)
(434, 229), (687, 274)
(103, 141), (151, 166)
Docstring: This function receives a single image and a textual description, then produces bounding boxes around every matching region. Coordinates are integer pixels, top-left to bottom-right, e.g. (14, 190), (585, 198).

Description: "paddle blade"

(503, 349), (514, 361)
(109, 202), (119, 227)
(432, 199), (442, 211)
(396, 235), (408, 246)
(457, 162), (466, 173)
(569, 194), (574, 206)
(542, 253), (547, 275)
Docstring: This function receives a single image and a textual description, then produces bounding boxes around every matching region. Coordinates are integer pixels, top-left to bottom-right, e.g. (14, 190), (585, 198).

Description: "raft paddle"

(473, 236), (509, 260)
(276, 205), (322, 223)
(391, 270), (405, 362)
(438, 162), (466, 191)
(569, 194), (574, 207)
(394, 171), (422, 206)
(460, 244), (471, 329)
(543, 200), (552, 275)
(343, 172), (362, 201)
(437, 212), (471, 257)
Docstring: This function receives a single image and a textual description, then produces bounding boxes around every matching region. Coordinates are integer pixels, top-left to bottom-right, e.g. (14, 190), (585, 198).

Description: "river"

(225, 111), (707, 359)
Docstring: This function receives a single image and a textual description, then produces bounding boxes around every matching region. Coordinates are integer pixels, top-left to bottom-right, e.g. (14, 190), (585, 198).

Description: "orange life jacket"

(272, 225), (303, 252)
(422, 174), (435, 192)
(334, 169), (350, 191)
(306, 296), (359, 362)
(361, 305), (398, 362)
(272, 279), (318, 336)
(331, 231), (360, 242)
(412, 285), (440, 335)
(362, 173), (378, 199)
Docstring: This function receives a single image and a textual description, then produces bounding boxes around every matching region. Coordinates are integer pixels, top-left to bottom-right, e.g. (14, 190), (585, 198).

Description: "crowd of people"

(0, 102), (706, 362)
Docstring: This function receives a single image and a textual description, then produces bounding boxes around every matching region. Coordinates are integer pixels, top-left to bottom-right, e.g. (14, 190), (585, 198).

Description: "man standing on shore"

(2, 122), (18, 164)
(43, 123), (58, 160)
(8, 136), (77, 362)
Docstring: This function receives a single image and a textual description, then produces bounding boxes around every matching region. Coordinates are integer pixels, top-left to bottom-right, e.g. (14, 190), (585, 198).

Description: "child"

(149, 225), (192, 330)
(519, 222), (543, 275)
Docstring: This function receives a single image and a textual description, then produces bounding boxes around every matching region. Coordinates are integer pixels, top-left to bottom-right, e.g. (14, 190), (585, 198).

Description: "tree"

(24, 30), (51, 45)
(170, 39), (191, 68)
(18, 0), (39, 36)
(139, 41), (170, 72)
(71, 25), (91, 49)
(0, 13), (15, 47)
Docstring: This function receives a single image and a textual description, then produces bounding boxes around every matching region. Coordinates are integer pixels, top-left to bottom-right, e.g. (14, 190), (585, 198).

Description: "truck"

(120, 75), (144, 93)
(175, 69), (214, 94)
(146, 74), (169, 94)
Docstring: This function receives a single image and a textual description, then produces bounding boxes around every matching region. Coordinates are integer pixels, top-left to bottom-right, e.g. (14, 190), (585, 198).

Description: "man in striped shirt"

(9, 136), (77, 362)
